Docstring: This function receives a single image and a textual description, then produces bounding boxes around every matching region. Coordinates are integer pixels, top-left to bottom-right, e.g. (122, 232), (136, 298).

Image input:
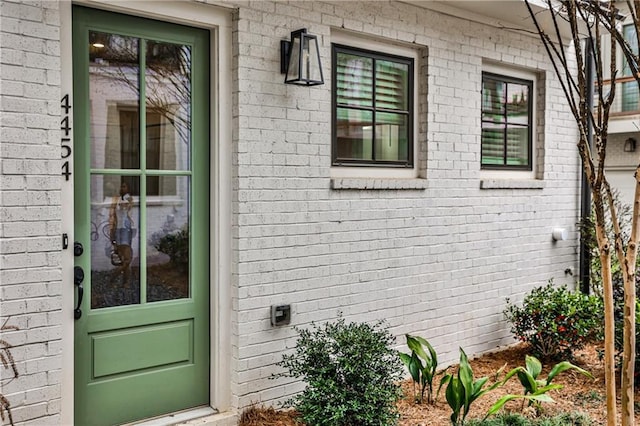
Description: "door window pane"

(146, 41), (192, 171)
(90, 175), (141, 309)
(89, 32), (140, 170)
(147, 176), (190, 302)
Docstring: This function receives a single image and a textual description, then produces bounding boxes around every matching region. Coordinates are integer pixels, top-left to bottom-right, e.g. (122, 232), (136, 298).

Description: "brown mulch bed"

(239, 343), (640, 425)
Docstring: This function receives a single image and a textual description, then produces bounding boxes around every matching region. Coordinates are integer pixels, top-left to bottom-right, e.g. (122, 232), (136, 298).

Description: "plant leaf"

(399, 352), (412, 368)
(532, 383), (563, 395)
(408, 352), (422, 383)
(485, 394), (523, 418)
(516, 370), (537, 394)
(525, 355), (542, 379)
(407, 335), (430, 363)
(546, 361), (593, 385)
(458, 348), (474, 407)
(414, 335), (438, 368)
(437, 373), (451, 400)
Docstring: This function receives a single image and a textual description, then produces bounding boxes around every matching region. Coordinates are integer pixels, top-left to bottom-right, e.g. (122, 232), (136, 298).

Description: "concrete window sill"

(480, 179), (545, 190)
(330, 178), (428, 190)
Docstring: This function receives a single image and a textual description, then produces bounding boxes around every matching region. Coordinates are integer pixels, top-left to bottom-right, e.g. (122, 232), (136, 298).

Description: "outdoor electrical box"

(271, 304), (291, 326)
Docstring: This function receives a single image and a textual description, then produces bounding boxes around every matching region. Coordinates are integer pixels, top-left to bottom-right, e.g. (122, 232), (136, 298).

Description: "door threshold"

(126, 406), (217, 426)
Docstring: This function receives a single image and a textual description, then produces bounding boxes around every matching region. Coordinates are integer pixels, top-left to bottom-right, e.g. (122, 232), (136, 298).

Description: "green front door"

(72, 7), (210, 425)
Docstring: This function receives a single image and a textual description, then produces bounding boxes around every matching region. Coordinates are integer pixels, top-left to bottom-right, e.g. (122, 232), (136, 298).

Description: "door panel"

(73, 7), (210, 425)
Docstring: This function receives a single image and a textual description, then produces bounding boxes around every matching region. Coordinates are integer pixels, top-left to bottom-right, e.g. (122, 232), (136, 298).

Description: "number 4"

(61, 94), (71, 114)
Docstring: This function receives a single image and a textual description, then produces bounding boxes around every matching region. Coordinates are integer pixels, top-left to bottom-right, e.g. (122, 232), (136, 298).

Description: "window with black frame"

(481, 72), (533, 170)
(332, 45), (413, 167)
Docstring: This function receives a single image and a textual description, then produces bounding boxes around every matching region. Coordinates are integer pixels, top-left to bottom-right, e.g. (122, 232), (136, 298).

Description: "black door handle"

(74, 266), (84, 319)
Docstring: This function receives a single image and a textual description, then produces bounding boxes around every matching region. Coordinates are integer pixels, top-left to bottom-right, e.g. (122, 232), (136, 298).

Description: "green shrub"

(154, 224), (189, 269)
(276, 318), (403, 426)
(504, 282), (603, 360)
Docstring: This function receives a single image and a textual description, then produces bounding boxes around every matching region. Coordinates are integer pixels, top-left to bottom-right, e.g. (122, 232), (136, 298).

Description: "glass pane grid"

(481, 73), (531, 168)
(89, 30), (193, 310)
(334, 46), (412, 165)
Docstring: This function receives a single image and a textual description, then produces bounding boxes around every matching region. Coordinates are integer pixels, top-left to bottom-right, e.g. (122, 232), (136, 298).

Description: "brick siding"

(0, 0), (63, 424)
(225, 0), (581, 409)
(0, 0), (581, 422)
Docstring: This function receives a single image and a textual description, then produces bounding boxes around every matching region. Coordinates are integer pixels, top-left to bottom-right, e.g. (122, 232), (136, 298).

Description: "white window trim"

(330, 31), (420, 180)
(480, 63), (538, 181)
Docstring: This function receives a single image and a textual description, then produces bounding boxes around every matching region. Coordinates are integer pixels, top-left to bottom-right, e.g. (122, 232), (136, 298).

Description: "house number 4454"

(61, 94), (72, 180)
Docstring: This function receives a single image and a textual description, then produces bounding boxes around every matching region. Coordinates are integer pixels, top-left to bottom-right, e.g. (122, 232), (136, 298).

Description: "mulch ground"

(239, 342), (640, 425)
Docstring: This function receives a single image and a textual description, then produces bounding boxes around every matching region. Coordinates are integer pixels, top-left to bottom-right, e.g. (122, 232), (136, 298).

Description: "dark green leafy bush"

(154, 224), (189, 270)
(276, 318), (403, 426)
(504, 282), (603, 360)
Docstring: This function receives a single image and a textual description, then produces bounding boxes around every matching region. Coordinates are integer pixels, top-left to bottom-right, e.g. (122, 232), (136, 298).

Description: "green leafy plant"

(486, 355), (592, 418)
(399, 334), (438, 404)
(438, 348), (504, 426)
(275, 318), (403, 426)
(154, 224), (189, 270)
(504, 282), (603, 360)
(467, 412), (593, 425)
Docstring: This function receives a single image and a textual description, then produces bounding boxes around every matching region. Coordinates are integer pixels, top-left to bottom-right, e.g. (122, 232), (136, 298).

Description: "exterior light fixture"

(89, 31), (107, 48)
(280, 28), (324, 86)
(624, 137), (637, 153)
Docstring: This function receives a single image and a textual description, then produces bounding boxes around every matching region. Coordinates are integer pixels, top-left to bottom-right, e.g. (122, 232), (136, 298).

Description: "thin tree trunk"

(621, 167), (640, 426)
(597, 231), (618, 426)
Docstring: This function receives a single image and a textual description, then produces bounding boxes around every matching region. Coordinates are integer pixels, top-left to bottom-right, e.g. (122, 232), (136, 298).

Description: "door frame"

(60, 1), (233, 423)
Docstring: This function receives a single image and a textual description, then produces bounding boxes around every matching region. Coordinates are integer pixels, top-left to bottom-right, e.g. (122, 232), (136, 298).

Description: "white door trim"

(59, 1), (233, 423)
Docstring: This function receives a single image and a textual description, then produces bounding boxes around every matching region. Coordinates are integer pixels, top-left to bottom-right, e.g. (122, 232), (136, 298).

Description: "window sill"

(330, 178), (428, 190)
(480, 179), (545, 190)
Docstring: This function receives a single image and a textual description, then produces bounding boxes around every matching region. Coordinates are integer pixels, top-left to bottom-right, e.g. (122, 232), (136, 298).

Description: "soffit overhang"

(401, 0), (575, 40)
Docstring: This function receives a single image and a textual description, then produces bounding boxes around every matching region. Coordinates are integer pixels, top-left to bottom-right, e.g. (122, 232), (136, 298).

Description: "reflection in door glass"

(145, 40), (191, 171)
(147, 176), (190, 302)
(90, 175), (141, 308)
(89, 31), (140, 170)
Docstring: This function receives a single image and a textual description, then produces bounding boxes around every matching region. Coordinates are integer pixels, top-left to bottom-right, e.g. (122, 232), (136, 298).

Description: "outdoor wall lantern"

(280, 28), (324, 86)
(624, 137), (637, 153)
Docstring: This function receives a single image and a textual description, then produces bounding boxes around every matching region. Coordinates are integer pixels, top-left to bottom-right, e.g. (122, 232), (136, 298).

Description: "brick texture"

(1, 0), (582, 422)
(224, 0), (581, 410)
(0, 1), (63, 424)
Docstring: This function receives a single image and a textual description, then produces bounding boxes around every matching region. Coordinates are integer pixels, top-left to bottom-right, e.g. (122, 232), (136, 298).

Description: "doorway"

(72, 6), (210, 424)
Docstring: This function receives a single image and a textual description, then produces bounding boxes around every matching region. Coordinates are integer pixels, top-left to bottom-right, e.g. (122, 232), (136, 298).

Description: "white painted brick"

(0, 0), (585, 422)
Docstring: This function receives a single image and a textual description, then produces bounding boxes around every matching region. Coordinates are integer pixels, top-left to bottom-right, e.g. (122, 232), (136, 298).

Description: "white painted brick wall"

(2, 0), (583, 421)
(223, 0), (581, 410)
(0, 0), (62, 424)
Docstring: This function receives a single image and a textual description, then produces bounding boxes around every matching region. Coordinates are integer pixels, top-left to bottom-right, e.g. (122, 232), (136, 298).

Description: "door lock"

(74, 266), (84, 320)
(74, 242), (84, 257)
